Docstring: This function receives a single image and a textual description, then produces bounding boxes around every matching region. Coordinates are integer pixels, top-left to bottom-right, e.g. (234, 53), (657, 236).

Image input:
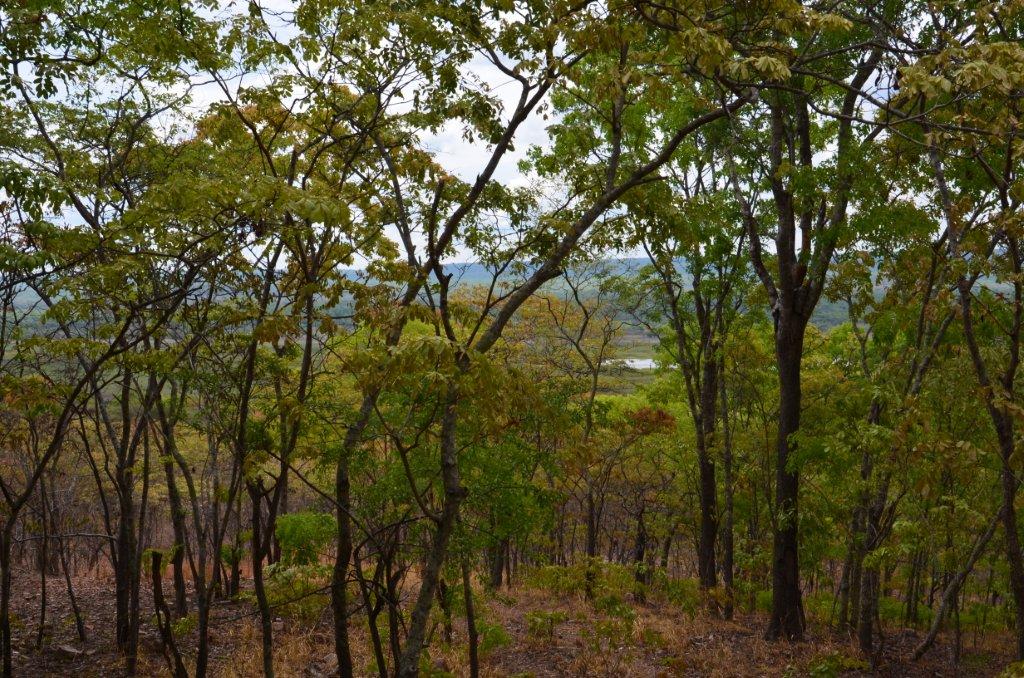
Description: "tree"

(622, 140), (750, 597)
(719, 10), (890, 639)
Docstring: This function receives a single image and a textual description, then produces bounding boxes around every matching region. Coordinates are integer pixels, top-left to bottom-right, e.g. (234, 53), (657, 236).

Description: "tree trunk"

(660, 525), (674, 570)
(462, 561), (479, 678)
(837, 509), (862, 632)
(114, 481), (136, 655)
(332, 442), (357, 678)
(248, 484), (275, 678)
(997, 422), (1024, 660)
(720, 370), (735, 620)
(633, 506), (648, 603)
(35, 487), (49, 650)
(332, 394), (376, 678)
(697, 357), (719, 591)
(766, 322), (805, 640)
(150, 551), (188, 678)
(912, 510), (999, 660)
(126, 430), (152, 677)
(857, 566), (880, 662)
(396, 391), (465, 677)
(584, 486), (598, 599)
(0, 528), (12, 678)
(230, 494), (242, 598)
(332, 451), (354, 675)
(488, 537), (506, 590)
(904, 550), (923, 626)
(163, 458), (188, 617)
(857, 477), (889, 660)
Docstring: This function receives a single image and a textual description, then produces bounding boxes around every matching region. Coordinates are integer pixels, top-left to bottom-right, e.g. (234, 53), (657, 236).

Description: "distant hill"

(9, 257), (852, 331)
(439, 257), (852, 330)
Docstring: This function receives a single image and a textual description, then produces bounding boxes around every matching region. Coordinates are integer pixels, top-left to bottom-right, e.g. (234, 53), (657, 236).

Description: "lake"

(617, 358), (657, 370)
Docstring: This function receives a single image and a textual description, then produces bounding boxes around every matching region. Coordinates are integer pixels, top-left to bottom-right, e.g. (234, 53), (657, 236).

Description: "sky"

(176, 0), (556, 264)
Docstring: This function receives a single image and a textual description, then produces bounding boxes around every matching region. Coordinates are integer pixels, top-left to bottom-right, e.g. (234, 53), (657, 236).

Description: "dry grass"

(7, 571), (1015, 677)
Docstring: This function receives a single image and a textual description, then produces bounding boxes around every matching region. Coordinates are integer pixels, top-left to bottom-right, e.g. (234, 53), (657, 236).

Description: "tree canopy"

(1, 0), (1024, 676)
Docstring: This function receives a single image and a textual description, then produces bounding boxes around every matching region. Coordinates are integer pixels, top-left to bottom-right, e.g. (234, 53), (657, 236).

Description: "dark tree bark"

(720, 367), (735, 620)
(584, 486), (599, 599)
(633, 505), (648, 602)
(332, 397), (372, 678)
(462, 561), (479, 678)
(996, 422), (1024, 659)
(162, 456), (188, 618)
(696, 355), (719, 591)
(857, 475), (891, 660)
(35, 480), (49, 650)
(248, 483), (275, 678)
(150, 551), (188, 678)
(488, 535), (507, 590)
(766, 320), (806, 640)
(0, 528), (12, 678)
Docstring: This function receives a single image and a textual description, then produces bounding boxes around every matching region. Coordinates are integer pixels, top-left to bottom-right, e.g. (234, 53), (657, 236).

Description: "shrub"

(171, 613), (198, 638)
(525, 610), (568, 640)
(261, 562), (331, 622)
(580, 616), (634, 675)
(594, 593), (636, 627)
(649, 571), (699, 615)
(639, 624), (667, 648)
(525, 561), (635, 598)
(220, 543), (244, 569)
(477, 619), (511, 656)
(805, 652), (870, 677)
(525, 563), (588, 596)
(999, 661), (1024, 678)
(275, 511), (336, 566)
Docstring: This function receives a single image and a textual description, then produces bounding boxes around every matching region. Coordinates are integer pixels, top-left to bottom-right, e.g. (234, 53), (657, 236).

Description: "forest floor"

(6, 571), (1017, 677)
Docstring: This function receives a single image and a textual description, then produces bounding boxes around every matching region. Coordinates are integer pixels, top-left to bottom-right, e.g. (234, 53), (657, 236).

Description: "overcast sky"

(178, 1), (557, 264)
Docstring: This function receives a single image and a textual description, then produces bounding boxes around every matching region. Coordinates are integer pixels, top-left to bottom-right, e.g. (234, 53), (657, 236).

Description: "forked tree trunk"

(396, 391), (465, 677)
(151, 551), (188, 678)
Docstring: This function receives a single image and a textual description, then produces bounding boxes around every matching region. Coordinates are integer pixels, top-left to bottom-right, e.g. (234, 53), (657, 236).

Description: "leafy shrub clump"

(525, 610), (568, 640)
(275, 511), (336, 566)
(524, 561), (635, 598)
(477, 619), (512, 655)
(804, 652), (870, 677)
(261, 562), (331, 622)
(649, 570), (700, 615)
